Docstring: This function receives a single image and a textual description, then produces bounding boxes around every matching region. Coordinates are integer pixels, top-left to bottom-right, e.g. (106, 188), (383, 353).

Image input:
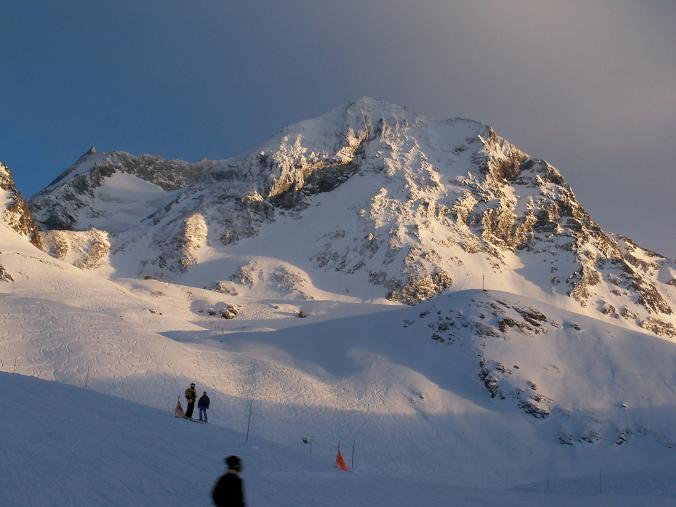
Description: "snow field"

(2, 373), (675, 507)
(1, 228), (675, 497)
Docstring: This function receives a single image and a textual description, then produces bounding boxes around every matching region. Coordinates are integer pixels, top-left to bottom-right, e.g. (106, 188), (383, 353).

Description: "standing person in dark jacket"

(198, 391), (210, 422)
(184, 382), (197, 419)
(212, 455), (246, 507)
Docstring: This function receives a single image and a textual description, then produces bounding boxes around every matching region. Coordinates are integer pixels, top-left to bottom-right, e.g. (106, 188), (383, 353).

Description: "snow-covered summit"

(27, 98), (675, 338)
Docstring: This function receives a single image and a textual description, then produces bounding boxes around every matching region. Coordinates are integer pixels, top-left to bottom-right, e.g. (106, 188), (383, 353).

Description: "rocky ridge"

(30, 147), (215, 230)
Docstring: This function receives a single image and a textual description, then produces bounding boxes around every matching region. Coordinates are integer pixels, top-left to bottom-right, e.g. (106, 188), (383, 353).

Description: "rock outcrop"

(0, 264), (13, 282)
(40, 229), (110, 270)
(0, 162), (42, 249)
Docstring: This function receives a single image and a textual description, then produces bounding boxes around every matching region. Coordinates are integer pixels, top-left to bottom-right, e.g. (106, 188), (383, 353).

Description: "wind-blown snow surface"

(1, 222), (675, 505)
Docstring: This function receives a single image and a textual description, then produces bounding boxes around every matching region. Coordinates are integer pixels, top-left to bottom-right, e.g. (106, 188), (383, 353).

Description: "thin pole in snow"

(13, 358), (17, 373)
(245, 400), (253, 444)
(351, 439), (355, 471)
(302, 437), (312, 455)
(84, 365), (91, 389)
(482, 274), (486, 292)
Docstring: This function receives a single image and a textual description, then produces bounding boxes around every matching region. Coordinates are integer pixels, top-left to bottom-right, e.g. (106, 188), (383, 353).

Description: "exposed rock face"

(155, 212), (208, 271)
(387, 270), (453, 305)
(0, 162), (42, 249)
(40, 229), (110, 270)
(28, 98), (675, 336)
(220, 304), (239, 319)
(0, 264), (13, 282)
(639, 317), (675, 338)
(453, 132), (673, 330)
(228, 260), (312, 299)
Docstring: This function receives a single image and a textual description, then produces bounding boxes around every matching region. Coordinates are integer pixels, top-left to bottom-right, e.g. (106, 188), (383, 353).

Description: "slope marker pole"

(245, 399), (253, 444)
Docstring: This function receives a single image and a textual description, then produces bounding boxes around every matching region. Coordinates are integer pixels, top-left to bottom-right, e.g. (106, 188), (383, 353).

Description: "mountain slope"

(1, 219), (675, 490)
(5, 373), (674, 507)
(1, 162), (675, 506)
(30, 146), (214, 231)
(29, 98), (675, 338)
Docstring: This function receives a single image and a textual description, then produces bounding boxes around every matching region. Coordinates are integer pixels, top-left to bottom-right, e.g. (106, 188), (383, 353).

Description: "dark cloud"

(1, 0), (674, 254)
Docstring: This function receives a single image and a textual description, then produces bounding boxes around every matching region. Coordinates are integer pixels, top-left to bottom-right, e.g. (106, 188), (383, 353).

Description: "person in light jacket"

(184, 382), (197, 419)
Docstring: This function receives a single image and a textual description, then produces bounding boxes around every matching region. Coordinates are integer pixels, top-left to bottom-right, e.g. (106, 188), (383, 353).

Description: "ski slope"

(2, 220), (676, 505)
(2, 372), (675, 507)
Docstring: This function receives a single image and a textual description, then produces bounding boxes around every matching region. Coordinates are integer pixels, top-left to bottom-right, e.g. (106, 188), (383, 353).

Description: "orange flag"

(336, 446), (349, 472)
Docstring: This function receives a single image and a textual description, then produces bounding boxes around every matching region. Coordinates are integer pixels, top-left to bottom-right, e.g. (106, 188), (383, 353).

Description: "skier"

(198, 391), (210, 423)
(184, 382), (197, 419)
(212, 455), (246, 507)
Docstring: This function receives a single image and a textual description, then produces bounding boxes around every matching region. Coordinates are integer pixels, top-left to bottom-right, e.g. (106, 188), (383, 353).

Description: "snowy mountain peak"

(3, 100), (676, 504)
(27, 99), (676, 338)
(342, 96), (422, 125)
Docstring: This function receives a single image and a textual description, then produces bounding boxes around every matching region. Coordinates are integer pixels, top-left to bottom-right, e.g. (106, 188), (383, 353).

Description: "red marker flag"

(336, 446), (349, 472)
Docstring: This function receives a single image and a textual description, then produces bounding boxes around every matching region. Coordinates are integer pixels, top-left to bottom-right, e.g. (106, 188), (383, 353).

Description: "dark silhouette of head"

(225, 455), (242, 472)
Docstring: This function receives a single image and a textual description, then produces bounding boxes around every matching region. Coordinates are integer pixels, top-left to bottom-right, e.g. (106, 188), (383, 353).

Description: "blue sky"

(1, 0), (674, 255)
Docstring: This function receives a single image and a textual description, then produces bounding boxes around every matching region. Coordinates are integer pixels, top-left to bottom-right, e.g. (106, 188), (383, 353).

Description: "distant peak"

(73, 145), (98, 165)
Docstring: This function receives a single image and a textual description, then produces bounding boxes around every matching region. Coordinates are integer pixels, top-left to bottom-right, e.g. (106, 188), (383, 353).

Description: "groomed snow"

(2, 373), (675, 507)
(1, 222), (675, 505)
